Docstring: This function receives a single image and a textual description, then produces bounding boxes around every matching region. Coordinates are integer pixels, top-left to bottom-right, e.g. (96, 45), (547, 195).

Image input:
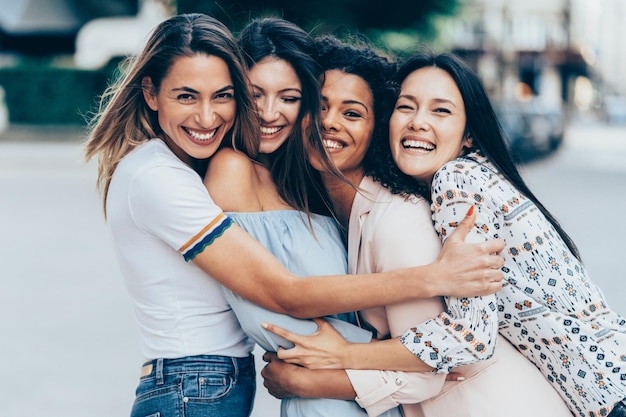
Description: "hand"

(260, 352), (300, 399)
(446, 372), (466, 382)
(262, 317), (349, 369)
(262, 351), (360, 400)
(430, 206), (505, 298)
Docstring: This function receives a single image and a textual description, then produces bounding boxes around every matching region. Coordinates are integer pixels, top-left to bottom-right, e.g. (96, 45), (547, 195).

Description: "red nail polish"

(466, 205), (474, 216)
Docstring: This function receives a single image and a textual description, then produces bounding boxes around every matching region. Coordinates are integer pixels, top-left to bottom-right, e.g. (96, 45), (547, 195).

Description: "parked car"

(492, 98), (565, 162)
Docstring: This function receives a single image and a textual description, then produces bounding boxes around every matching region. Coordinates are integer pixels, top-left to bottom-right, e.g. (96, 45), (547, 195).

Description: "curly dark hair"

(314, 34), (428, 200)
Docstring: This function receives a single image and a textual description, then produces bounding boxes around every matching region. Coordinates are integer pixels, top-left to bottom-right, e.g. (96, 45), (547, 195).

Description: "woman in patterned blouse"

(268, 51), (626, 417)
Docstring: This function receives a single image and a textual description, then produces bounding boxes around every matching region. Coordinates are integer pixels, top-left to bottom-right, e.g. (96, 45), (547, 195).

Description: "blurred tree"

(175, 0), (460, 38)
(68, 0), (139, 21)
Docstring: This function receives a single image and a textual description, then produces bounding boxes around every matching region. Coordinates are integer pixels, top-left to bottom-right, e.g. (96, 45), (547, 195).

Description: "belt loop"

(156, 358), (164, 386)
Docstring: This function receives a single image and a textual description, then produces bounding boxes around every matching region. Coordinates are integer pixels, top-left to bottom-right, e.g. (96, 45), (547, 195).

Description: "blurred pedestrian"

(0, 85), (9, 134)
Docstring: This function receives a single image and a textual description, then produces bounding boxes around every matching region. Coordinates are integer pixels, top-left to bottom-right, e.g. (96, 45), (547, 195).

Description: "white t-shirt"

(106, 139), (254, 360)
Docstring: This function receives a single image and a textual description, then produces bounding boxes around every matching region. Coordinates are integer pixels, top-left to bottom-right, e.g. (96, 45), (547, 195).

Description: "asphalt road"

(1, 121), (624, 417)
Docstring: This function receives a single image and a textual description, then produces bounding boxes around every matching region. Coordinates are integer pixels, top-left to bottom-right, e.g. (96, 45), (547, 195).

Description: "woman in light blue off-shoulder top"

(203, 17), (400, 417)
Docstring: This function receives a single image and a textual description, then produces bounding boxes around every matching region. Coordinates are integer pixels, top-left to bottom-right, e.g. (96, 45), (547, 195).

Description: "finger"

(263, 351), (278, 363)
(262, 322), (300, 344)
(482, 238), (506, 254)
(447, 205), (476, 242)
(445, 372), (466, 382)
(312, 316), (330, 331)
(276, 346), (299, 362)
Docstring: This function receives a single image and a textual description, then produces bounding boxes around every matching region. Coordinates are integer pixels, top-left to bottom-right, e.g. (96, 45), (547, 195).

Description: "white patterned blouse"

(399, 151), (626, 417)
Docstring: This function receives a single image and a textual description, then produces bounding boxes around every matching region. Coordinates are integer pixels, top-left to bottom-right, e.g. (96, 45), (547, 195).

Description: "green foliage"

(0, 60), (115, 125)
(176, 0), (460, 36)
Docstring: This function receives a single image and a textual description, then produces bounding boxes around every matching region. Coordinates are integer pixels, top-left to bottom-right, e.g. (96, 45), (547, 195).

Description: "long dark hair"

(393, 51), (581, 260)
(237, 17), (343, 215)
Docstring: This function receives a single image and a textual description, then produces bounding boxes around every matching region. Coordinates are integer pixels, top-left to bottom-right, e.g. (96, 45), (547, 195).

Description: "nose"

(408, 110), (429, 131)
(321, 109), (340, 132)
(195, 101), (215, 127)
(257, 97), (280, 123)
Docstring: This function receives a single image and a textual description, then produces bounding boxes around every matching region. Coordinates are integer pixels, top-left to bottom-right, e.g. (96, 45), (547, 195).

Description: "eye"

(177, 93), (196, 102)
(215, 91), (235, 101)
(344, 110), (363, 119)
(433, 107), (452, 114)
(394, 98), (415, 112)
(281, 96), (301, 104)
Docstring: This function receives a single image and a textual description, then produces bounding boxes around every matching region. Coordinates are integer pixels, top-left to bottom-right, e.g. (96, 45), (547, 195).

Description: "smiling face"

(248, 57), (302, 154)
(389, 66), (471, 185)
(142, 54), (236, 164)
(311, 69), (375, 183)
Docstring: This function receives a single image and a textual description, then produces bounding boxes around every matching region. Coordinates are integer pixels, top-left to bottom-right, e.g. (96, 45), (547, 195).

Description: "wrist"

(290, 367), (318, 398)
(342, 341), (365, 370)
(417, 263), (438, 298)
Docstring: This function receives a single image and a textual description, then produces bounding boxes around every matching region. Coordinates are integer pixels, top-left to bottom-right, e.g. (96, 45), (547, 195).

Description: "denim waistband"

(140, 354), (254, 382)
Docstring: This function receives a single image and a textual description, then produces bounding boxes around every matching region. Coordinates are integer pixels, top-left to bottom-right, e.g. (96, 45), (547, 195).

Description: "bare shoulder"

(207, 148), (256, 176)
(204, 148), (261, 211)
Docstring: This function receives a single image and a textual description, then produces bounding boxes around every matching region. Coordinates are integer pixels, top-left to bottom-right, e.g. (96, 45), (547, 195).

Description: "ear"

(300, 113), (311, 138)
(462, 132), (473, 149)
(142, 76), (158, 111)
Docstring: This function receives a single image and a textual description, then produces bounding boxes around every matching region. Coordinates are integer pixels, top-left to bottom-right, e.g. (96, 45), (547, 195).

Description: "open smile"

(260, 125), (284, 136)
(401, 139), (435, 153)
(183, 126), (218, 142)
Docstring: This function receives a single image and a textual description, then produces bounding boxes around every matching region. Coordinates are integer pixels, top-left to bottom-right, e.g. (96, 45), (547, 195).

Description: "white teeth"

(402, 139), (434, 151)
(323, 139), (343, 149)
(185, 127), (216, 141)
(260, 126), (282, 135)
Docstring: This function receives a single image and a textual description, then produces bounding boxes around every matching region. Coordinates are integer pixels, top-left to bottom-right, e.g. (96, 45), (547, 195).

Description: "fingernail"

(466, 206), (474, 216)
(261, 323), (269, 329)
(456, 376), (466, 381)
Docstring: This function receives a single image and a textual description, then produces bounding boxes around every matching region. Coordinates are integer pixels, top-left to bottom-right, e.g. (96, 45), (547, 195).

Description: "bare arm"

(263, 195), (472, 374)
(264, 317), (433, 371)
(198, 149), (504, 318)
(261, 352), (356, 400)
(193, 208), (504, 318)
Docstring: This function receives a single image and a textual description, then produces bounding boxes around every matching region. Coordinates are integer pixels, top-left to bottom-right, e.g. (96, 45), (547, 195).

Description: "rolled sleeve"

(347, 369), (446, 417)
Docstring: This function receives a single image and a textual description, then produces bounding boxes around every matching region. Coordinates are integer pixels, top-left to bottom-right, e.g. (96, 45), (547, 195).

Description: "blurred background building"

(448, 0), (626, 120)
(0, 0), (624, 155)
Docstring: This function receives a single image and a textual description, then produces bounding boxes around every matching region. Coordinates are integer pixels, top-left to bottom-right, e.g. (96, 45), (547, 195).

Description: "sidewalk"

(0, 124), (87, 143)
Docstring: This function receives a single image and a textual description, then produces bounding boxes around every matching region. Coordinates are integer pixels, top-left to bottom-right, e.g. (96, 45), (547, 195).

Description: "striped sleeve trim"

(179, 213), (233, 262)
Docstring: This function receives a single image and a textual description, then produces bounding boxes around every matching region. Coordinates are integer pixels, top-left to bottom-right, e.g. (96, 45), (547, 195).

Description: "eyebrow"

(322, 96), (370, 113)
(252, 84), (302, 95)
(172, 85), (235, 95)
(398, 94), (457, 108)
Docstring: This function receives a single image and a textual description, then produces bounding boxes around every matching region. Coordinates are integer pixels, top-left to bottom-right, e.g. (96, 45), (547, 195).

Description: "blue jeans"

(609, 399), (626, 417)
(130, 354), (256, 417)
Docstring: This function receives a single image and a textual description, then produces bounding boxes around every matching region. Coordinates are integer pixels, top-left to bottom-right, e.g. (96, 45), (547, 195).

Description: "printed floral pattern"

(400, 152), (626, 417)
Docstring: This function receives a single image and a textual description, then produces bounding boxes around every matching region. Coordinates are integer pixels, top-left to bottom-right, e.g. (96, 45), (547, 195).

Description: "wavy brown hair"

(84, 13), (259, 217)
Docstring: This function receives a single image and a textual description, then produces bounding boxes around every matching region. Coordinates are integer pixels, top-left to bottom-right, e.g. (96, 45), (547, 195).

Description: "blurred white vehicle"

(74, 0), (169, 69)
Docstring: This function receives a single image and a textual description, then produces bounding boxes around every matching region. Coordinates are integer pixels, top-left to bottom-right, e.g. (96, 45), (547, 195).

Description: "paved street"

(1, 122), (625, 417)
